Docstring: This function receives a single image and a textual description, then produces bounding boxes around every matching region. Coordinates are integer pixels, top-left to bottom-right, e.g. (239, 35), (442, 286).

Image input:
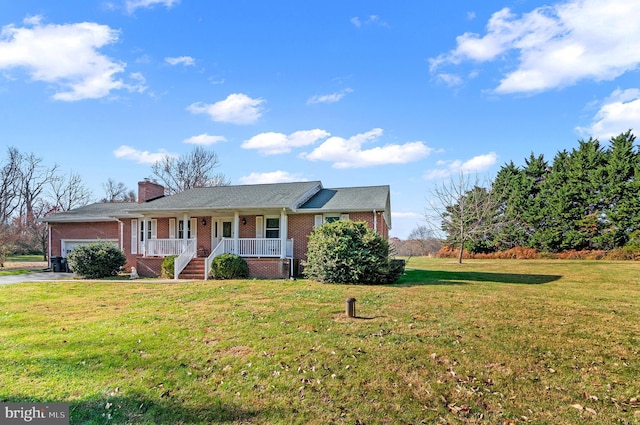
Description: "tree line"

(431, 131), (640, 261)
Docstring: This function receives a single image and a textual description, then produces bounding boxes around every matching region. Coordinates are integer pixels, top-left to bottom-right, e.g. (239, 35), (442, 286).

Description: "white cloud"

(350, 15), (389, 28)
(434, 73), (463, 88)
(183, 133), (227, 146)
(301, 128), (433, 168)
(113, 145), (176, 164)
(430, 0), (640, 94)
(187, 93), (265, 124)
(576, 88), (640, 140)
(126, 0), (179, 13)
(242, 129), (330, 155)
(307, 88), (353, 104)
(165, 56), (195, 66)
(0, 17), (143, 101)
(239, 171), (308, 185)
(424, 152), (498, 179)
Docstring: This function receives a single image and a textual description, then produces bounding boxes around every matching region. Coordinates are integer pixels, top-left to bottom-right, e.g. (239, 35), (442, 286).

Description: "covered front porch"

(135, 210), (294, 279)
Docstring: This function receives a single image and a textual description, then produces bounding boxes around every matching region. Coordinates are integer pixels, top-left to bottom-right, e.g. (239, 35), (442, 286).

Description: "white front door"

(212, 219), (234, 250)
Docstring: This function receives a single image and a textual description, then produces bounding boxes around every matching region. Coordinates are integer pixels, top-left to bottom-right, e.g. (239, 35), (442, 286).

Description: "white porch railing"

(145, 239), (195, 256)
(204, 238), (294, 280)
(174, 239), (197, 280)
(217, 238), (293, 257)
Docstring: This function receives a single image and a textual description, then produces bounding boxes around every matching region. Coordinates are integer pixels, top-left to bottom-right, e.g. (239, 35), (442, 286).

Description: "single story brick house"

(42, 180), (391, 279)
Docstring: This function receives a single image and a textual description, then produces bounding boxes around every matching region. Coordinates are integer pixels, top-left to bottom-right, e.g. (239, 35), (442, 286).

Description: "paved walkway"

(0, 272), (76, 285)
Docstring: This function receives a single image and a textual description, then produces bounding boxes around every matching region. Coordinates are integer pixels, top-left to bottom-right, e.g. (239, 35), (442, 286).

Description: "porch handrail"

(174, 239), (197, 279)
(204, 240), (226, 280)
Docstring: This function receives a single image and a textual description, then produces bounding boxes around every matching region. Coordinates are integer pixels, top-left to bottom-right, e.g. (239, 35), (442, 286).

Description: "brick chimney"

(138, 179), (165, 203)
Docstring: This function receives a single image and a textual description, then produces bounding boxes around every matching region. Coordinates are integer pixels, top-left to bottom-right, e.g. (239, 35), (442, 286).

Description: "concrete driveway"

(0, 272), (75, 285)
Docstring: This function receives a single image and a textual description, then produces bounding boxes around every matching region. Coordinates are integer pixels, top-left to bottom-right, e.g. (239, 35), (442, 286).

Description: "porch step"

(179, 258), (206, 279)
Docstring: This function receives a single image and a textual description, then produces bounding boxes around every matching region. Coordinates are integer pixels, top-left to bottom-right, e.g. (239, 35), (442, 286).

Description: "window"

(222, 221), (232, 238)
(314, 214), (350, 227)
(265, 217), (280, 238)
(178, 220), (194, 239)
(140, 220), (152, 241)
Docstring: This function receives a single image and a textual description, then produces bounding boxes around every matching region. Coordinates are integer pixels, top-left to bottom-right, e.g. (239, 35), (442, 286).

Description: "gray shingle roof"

(42, 181), (391, 227)
(134, 181), (322, 212)
(41, 202), (140, 223)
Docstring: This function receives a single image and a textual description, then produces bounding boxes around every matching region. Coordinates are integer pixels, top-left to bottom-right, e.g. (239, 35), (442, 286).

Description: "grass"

(6, 254), (46, 262)
(1, 258), (639, 424)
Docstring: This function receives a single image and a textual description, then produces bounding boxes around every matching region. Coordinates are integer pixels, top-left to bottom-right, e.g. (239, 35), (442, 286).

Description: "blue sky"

(1, 0), (639, 238)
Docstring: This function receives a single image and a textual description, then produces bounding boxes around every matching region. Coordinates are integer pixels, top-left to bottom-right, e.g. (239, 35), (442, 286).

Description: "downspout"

(47, 224), (52, 267)
(373, 209), (377, 233)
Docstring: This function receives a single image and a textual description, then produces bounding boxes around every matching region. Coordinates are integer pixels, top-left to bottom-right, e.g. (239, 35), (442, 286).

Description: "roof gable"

(298, 186), (390, 212)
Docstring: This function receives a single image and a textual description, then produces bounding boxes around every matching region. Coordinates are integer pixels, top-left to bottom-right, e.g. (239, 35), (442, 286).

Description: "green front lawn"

(1, 258), (639, 424)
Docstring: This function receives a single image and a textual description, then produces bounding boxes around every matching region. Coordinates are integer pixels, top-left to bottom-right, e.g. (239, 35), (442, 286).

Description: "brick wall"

(50, 221), (121, 253)
(245, 258), (290, 279)
(136, 257), (164, 277)
(287, 214), (315, 260)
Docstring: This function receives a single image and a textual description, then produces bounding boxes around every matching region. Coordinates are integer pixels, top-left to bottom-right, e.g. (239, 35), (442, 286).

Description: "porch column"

(182, 213), (189, 250)
(233, 211), (240, 254)
(280, 209), (288, 259)
(141, 215), (147, 256)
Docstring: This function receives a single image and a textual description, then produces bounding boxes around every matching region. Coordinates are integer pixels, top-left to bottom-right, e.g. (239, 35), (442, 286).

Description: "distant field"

(0, 258), (639, 424)
(6, 254), (46, 263)
(1, 255), (48, 273)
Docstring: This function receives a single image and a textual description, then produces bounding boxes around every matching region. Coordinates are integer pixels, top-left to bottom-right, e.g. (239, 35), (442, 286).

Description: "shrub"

(388, 259), (406, 283)
(161, 255), (176, 278)
(303, 220), (400, 284)
(211, 254), (249, 279)
(66, 241), (126, 279)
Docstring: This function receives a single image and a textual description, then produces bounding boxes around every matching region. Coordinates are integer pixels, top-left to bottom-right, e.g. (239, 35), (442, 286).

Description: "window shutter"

(131, 219), (138, 254)
(151, 219), (158, 239)
(256, 216), (264, 238)
(340, 214), (350, 221)
(190, 218), (197, 239)
(169, 218), (176, 239)
(314, 215), (323, 227)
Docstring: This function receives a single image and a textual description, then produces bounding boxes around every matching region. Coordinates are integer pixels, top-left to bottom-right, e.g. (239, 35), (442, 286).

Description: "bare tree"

(425, 173), (500, 264)
(19, 152), (58, 224)
(47, 172), (93, 212)
(407, 225), (442, 256)
(0, 147), (23, 225)
(101, 178), (136, 203)
(151, 146), (230, 194)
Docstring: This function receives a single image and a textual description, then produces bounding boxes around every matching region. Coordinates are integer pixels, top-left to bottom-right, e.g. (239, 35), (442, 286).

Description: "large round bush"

(66, 241), (126, 278)
(303, 220), (401, 284)
(211, 253), (249, 279)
